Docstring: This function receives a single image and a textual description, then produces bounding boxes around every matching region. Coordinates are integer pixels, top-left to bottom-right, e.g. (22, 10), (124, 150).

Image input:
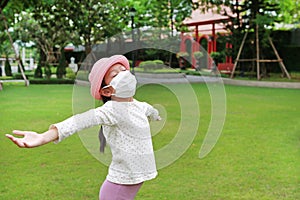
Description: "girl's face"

(99, 63), (127, 99)
(103, 64), (127, 85)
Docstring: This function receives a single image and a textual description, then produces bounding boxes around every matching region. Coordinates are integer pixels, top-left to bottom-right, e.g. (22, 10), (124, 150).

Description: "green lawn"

(0, 84), (299, 200)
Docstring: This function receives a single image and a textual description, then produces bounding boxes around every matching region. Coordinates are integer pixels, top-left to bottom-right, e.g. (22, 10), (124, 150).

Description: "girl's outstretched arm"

(6, 128), (58, 148)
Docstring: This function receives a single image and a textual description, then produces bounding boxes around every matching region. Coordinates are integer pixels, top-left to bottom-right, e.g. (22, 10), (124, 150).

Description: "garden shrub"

(65, 67), (76, 80)
(34, 64), (43, 78)
(153, 60), (164, 65)
(139, 61), (156, 71)
(44, 64), (52, 79)
(76, 70), (89, 81)
(29, 78), (74, 84)
(139, 60), (165, 71)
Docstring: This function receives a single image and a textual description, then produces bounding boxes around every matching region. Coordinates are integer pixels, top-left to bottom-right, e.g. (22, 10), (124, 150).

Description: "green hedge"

(65, 67), (76, 79)
(270, 29), (300, 72)
(139, 60), (165, 71)
(29, 78), (74, 84)
(76, 70), (89, 81)
(279, 46), (300, 72)
(13, 72), (35, 79)
(0, 76), (13, 80)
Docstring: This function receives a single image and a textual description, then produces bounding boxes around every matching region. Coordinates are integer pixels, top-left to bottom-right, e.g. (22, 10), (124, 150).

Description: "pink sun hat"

(89, 55), (130, 100)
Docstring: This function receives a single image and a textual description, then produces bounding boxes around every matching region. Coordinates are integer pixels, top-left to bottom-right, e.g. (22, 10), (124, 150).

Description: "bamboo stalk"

(268, 37), (291, 79)
(230, 32), (248, 78)
(237, 58), (256, 62)
(256, 24), (260, 80)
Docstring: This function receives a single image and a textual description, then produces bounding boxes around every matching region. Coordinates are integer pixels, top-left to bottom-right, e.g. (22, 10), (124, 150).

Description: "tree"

(197, 0), (300, 28)
(120, 0), (196, 67)
(0, 0), (33, 84)
(192, 0), (292, 79)
(2, 0), (198, 75)
(55, 0), (127, 54)
(276, 0), (300, 26)
(201, 0), (281, 58)
(215, 0), (291, 79)
(9, 0), (127, 78)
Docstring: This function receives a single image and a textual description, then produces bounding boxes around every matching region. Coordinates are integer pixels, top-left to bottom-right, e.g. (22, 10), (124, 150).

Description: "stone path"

(134, 73), (300, 89)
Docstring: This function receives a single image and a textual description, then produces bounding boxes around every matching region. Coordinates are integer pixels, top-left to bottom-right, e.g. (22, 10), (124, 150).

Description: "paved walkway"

(0, 79), (27, 90)
(134, 73), (300, 89)
(221, 77), (300, 89)
(3, 72), (298, 89)
(73, 73), (300, 89)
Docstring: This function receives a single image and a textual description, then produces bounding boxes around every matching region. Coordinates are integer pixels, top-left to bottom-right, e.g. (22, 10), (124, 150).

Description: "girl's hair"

(98, 80), (111, 153)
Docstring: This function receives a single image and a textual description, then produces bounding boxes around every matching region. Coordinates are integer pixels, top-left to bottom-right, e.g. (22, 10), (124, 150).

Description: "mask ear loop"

(101, 85), (116, 96)
(102, 85), (111, 89)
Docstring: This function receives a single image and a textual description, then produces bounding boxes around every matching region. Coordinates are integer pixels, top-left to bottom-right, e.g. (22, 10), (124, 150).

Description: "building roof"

(183, 5), (235, 35)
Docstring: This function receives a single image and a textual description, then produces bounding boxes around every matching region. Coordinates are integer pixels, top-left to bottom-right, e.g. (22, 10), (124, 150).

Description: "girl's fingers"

(5, 134), (14, 140)
(12, 130), (26, 136)
(5, 134), (18, 142)
(6, 134), (25, 148)
(15, 140), (26, 148)
(23, 142), (32, 148)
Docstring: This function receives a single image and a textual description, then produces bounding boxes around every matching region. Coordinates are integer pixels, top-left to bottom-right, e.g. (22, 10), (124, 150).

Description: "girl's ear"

(100, 87), (113, 97)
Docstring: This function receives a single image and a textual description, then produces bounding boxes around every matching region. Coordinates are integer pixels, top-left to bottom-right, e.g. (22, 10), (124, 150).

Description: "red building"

(180, 6), (235, 71)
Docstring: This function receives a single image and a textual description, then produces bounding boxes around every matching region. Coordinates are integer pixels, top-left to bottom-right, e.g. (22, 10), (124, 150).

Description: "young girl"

(6, 55), (161, 200)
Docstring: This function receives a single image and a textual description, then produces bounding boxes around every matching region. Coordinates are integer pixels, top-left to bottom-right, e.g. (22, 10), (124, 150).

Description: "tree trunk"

(0, 8), (29, 86)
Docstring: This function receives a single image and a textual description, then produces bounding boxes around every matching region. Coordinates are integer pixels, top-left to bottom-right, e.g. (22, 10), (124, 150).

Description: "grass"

(0, 84), (300, 200)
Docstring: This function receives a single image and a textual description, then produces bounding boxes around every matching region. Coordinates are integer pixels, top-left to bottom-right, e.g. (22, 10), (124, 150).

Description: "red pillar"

(229, 43), (233, 63)
(226, 43), (229, 63)
(212, 23), (217, 52)
(195, 25), (199, 42)
(225, 42), (233, 63)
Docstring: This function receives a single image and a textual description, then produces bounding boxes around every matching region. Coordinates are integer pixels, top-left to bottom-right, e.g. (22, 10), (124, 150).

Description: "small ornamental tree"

(34, 51), (44, 78)
(4, 56), (12, 76)
(176, 51), (189, 70)
(56, 49), (67, 79)
(193, 51), (204, 70)
(34, 63), (43, 78)
(210, 52), (223, 66)
(44, 63), (51, 79)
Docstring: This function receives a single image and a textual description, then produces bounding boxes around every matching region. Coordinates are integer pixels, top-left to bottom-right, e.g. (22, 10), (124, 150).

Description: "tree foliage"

(196, 0), (300, 27)
(1, 0), (196, 50)
(199, 0), (282, 60)
(276, 0), (300, 25)
(3, 0), (298, 73)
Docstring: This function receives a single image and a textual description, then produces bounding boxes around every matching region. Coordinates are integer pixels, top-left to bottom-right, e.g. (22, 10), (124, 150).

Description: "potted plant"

(210, 52), (223, 66)
(44, 63), (52, 79)
(176, 51), (189, 70)
(210, 52), (225, 73)
(193, 51), (204, 70)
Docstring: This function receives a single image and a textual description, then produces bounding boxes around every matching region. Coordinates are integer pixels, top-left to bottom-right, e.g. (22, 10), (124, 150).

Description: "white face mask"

(103, 70), (137, 98)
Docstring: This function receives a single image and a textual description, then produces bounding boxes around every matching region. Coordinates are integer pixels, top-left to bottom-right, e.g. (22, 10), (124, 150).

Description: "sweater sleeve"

(144, 103), (161, 121)
(51, 105), (116, 143)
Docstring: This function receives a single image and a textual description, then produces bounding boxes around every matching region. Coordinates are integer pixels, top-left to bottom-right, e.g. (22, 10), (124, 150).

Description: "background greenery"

(1, 0), (300, 82)
(1, 84), (299, 199)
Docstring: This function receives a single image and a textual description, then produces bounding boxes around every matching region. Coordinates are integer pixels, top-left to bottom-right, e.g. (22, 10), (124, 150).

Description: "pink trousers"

(99, 180), (143, 200)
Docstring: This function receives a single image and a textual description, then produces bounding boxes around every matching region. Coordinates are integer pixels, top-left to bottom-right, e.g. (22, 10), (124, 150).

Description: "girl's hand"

(6, 130), (46, 148)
